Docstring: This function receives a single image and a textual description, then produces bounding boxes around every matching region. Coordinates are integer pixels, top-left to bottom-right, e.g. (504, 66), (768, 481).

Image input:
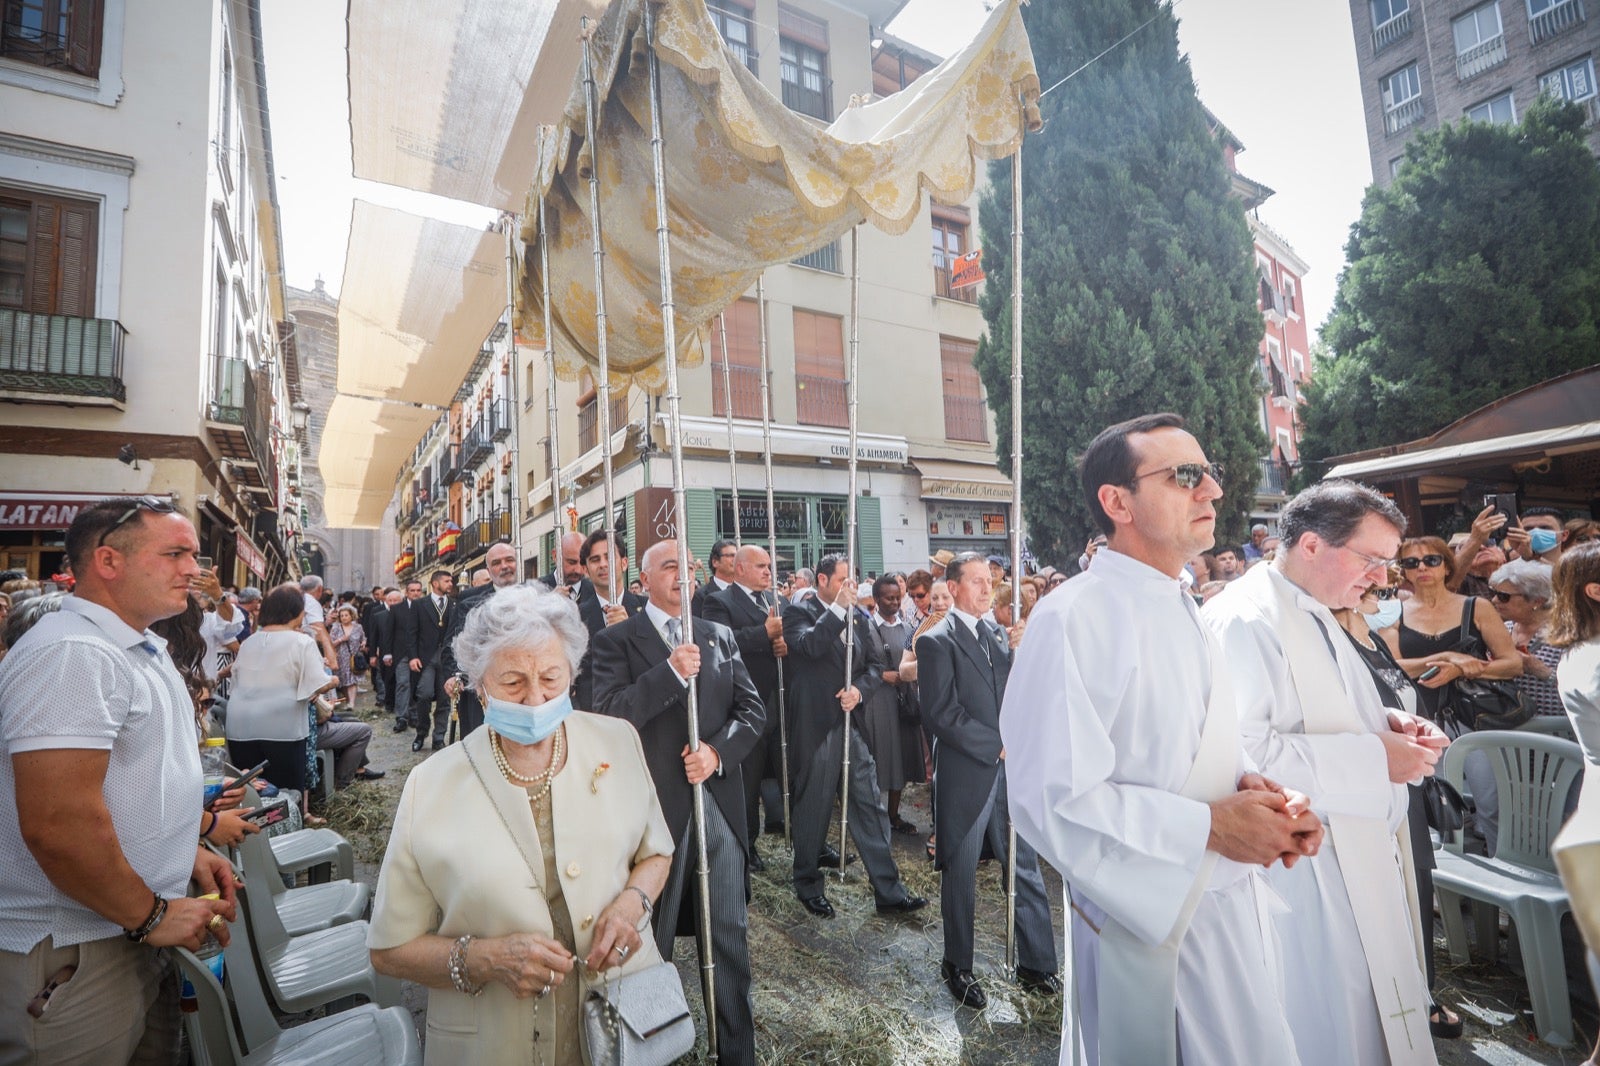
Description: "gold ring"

(207, 914), (225, 932)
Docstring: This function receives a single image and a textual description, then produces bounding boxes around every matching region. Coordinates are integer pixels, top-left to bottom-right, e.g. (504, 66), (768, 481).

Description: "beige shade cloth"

(347, 0), (606, 211)
(337, 201), (506, 406)
(517, 0), (1041, 393)
(318, 395), (444, 527)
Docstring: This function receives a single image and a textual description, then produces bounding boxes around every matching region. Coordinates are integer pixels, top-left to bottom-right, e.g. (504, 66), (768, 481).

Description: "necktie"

(975, 620), (994, 665)
(666, 617), (682, 647)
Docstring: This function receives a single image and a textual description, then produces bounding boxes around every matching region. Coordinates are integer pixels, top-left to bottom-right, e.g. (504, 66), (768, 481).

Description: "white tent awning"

(317, 395), (443, 527)
(1325, 421), (1600, 481)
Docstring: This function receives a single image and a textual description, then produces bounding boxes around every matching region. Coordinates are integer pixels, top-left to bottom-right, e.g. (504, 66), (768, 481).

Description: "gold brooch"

(591, 763), (611, 794)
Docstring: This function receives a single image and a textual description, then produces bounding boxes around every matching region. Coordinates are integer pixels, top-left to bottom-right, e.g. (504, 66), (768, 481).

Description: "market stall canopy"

(336, 201), (505, 406)
(347, 0), (605, 210)
(317, 394), (443, 527)
(518, 0), (1040, 392)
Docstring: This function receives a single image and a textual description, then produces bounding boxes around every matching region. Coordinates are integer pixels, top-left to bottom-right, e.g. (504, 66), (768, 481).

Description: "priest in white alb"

(1002, 413), (1322, 1066)
(1203, 479), (1448, 1066)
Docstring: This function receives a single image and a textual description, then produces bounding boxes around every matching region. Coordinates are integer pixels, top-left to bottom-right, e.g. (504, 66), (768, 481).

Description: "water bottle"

(201, 737), (228, 808)
(180, 895), (226, 1014)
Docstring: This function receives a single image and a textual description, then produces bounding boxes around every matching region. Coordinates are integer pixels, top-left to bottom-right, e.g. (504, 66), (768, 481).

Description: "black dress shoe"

(354, 768), (386, 781)
(875, 894), (929, 916)
(817, 847), (858, 869)
(431, 738), (446, 751)
(799, 895), (835, 918)
(392, 720), (409, 733)
(940, 961), (987, 1009)
(1015, 966), (1064, 997)
(748, 849), (765, 872)
(411, 735), (425, 752)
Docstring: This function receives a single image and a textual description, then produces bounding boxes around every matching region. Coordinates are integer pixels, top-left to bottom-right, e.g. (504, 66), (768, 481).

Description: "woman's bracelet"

(125, 893), (167, 943)
(201, 811), (218, 839)
(627, 885), (653, 924)
(448, 934), (484, 996)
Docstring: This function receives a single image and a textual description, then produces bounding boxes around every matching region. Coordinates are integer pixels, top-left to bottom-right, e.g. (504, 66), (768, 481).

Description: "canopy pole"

(581, 20), (619, 607)
(501, 218), (523, 559)
(717, 312), (741, 547)
(838, 224), (862, 885)
(643, 6), (717, 1060)
(536, 187), (563, 573)
(755, 275), (791, 846)
(1005, 104), (1026, 976)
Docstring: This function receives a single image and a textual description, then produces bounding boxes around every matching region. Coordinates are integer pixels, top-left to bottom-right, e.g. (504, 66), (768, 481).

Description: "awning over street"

(1325, 421), (1600, 481)
(317, 395), (443, 527)
(913, 457), (1013, 502)
(347, 0), (603, 211)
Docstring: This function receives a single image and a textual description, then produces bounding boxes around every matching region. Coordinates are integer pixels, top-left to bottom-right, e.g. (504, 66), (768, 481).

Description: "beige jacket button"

(566, 861), (581, 879)
(580, 915), (594, 931)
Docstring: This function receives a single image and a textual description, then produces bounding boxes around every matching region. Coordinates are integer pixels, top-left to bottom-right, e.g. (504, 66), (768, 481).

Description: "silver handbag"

(579, 960), (695, 1066)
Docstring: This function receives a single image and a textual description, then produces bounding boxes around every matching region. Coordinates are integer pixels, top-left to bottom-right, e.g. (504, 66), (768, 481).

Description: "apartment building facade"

(0, 0), (305, 585)
(1349, 0), (1600, 183)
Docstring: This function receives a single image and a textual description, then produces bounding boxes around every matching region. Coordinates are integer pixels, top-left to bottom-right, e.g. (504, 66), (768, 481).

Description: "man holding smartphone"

(0, 497), (237, 1063)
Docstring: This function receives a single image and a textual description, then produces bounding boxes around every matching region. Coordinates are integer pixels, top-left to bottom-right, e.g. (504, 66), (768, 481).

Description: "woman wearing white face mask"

(1332, 580), (1464, 1040)
(368, 584), (674, 1065)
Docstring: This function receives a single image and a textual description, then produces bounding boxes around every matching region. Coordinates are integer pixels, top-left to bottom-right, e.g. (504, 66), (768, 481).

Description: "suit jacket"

(440, 583), (496, 679)
(590, 609), (766, 850)
(915, 615), (1010, 866)
(691, 578), (734, 619)
(394, 594), (454, 668)
(701, 584), (784, 721)
(782, 595), (884, 763)
(366, 716), (674, 1065)
(371, 605), (397, 663)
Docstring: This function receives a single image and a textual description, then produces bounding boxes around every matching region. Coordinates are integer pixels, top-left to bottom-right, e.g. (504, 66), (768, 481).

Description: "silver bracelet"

(448, 934), (484, 996)
(627, 885), (653, 926)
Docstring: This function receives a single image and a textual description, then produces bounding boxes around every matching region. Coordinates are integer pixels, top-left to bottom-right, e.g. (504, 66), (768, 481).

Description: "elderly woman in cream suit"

(369, 584), (674, 1064)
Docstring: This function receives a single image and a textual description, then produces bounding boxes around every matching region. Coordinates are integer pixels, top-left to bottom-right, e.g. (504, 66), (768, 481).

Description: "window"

(1, 0), (101, 77)
(1371, 0), (1409, 27)
(1465, 91), (1516, 123)
(1381, 64), (1423, 132)
(1528, 0), (1584, 42)
(218, 40), (234, 188)
(1371, 0), (1412, 50)
(1541, 56), (1596, 102)
(940, 336), (986, 443)
(576, 371), (627, 453)
(0, 186), (97, 315)
(709, 297), (763, 419)
(932, 209), (975, 303)
(708, 2), (756, 74)
(1281, 275), (1298, 316)
(1389, 155), (1406, 179)
(1453, 4), (1506, 80)
(793, 309), (845, 427)
(779, 8), (830, 120)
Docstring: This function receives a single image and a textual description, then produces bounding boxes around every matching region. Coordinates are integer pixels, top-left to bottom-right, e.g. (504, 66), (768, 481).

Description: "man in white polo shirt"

(0, 496), (237, 1064)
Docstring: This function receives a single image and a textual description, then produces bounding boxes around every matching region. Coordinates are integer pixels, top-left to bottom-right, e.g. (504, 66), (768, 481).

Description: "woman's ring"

(207, 914), (225, 932)
(539, 981), (551, 998)
(616, 944), (630, 959)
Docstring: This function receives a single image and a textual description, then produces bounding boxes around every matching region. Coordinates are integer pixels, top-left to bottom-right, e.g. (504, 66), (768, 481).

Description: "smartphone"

(1483, 493), (1519, 528)
(241, 800), (289, 827)
(1419, 665), (1442, 681)
(196, 555), (213, 571)
(27, 966), (75, 1018)
(223, 759), (271, 798)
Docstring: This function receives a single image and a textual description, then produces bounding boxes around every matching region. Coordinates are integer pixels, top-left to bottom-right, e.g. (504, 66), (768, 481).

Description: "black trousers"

(228, 737), (308, 796)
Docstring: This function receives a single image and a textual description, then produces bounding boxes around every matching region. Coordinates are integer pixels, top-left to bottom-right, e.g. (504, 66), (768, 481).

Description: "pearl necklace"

(489, 727), (565, 803)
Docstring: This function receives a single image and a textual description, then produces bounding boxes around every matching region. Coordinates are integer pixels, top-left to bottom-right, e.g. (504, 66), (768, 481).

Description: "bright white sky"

(261, 0), (1369, 336)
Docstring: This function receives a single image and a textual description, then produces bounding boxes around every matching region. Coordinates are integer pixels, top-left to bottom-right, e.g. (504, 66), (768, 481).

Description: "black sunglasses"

(1128, 462), (1225, 490)
(97, 495), (177, 547)
(198, 696), (219, 710)
(1369, 587), (1400, 600)
(1486, 589), (1521, 603)
(1397, 554), (1446, 570)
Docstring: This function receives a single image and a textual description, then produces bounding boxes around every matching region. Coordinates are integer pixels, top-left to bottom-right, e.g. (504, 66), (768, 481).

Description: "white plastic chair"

(316, 748), (336, 805)
(174, 945), (418, 1065)
(1433, 730), (1584, 1046)
(235, 816), (368, 935)
(1521, 715), (1577, 742)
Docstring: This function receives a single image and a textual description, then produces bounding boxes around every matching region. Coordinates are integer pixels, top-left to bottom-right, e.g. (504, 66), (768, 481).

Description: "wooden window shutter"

(56, 201), (97, 317)
(66, 0), (103, 78)
(26, 201), (59, 314)
(779, 7), (828, 51)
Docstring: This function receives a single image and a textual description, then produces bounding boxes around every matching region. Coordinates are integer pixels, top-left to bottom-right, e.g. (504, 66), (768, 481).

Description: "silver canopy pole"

(501, 218), (524, 558)
(838, 225), (861, 884)
(643, 5), (717, 1060)
(580, 21), (619, 607)
(756, 276), (791, 846)
(717, 312), (741, 547)
(1005, 106), (1025, 976)
(536, 187), (563, 572)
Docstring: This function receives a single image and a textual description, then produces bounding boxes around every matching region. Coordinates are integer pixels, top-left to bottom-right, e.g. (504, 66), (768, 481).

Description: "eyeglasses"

(1127, 463), (1225, 490)
(1369, 586), (1400, 600)
(1486, 589), (1522, 603)
(1398, 554), (1447, 570)
(97, 495), (177, 547)
(198, 696), (219, 710)
(1338, 544), (1398, 573)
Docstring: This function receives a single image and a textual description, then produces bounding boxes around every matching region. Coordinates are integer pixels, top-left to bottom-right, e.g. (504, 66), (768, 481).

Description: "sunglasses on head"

(1397, 554), (1446, 570)
(97, 495), (177, 547)
(1128, 462), (1225, 491)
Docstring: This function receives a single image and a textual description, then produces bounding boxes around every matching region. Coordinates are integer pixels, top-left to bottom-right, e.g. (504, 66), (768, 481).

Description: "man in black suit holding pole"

(591, 539), (764, 1066)
(393, 568), (455, 752)
(440, 541), (520, 739)
(916, 551), (1059, 1008)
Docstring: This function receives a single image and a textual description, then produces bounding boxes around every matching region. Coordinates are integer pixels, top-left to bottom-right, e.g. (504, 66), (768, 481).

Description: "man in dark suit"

(784, 552), (926, 920)
(360, 586), (388, 703)
(702, 544), (788, 868)
(393, 568), (455, 752)
(916, 551), (1059, 1008)
(591, 540), (764, 1066)
(440, 541), (520, 738)
(580, 528), (647, 622)
(691, 538), (737, 616)
(371, 588), (405, 732)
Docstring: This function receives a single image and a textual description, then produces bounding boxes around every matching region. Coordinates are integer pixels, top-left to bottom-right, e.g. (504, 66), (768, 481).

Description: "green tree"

(1300, 98), (1600, 468)
(973, 0), (1266, 561)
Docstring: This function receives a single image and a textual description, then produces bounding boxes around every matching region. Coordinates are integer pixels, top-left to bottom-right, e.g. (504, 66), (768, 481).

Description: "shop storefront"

(0, 491), (144, 579)
(914, 457), (1014, 560)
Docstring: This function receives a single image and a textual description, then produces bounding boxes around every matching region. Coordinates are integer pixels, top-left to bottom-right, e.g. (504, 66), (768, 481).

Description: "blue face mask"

(1529, 528), (1560, 555)
(484, 689), (574, 745)
(1367, 599), (1403, 630)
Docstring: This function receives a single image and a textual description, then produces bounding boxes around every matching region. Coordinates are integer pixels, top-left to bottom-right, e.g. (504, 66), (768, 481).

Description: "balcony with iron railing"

(796, 373), (847, 428)
(1456, 34), (1507, 81)
(934, 263), (979, 304)
(209, 353), (247, 423)
(1257, 457), (1290, 497)
(1530, 0), (1585, 42)
(493, 508), (513, 542)
(240, 363), (277, 498)
(943, 394), (989, 443)
(0, 310), (126, 403)
(461, 419), (493, 468)
(1384, 96), (1424, 133)
(792, 240), (841, 273)
(488, 397), (512, 442)
(1372, 9), (1413, 52)
(781, 74), (832, 121)
(711, 362), (763, 419)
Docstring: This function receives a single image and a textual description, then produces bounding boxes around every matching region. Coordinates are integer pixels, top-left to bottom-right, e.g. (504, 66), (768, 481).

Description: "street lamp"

(290, 401), (311, 434)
